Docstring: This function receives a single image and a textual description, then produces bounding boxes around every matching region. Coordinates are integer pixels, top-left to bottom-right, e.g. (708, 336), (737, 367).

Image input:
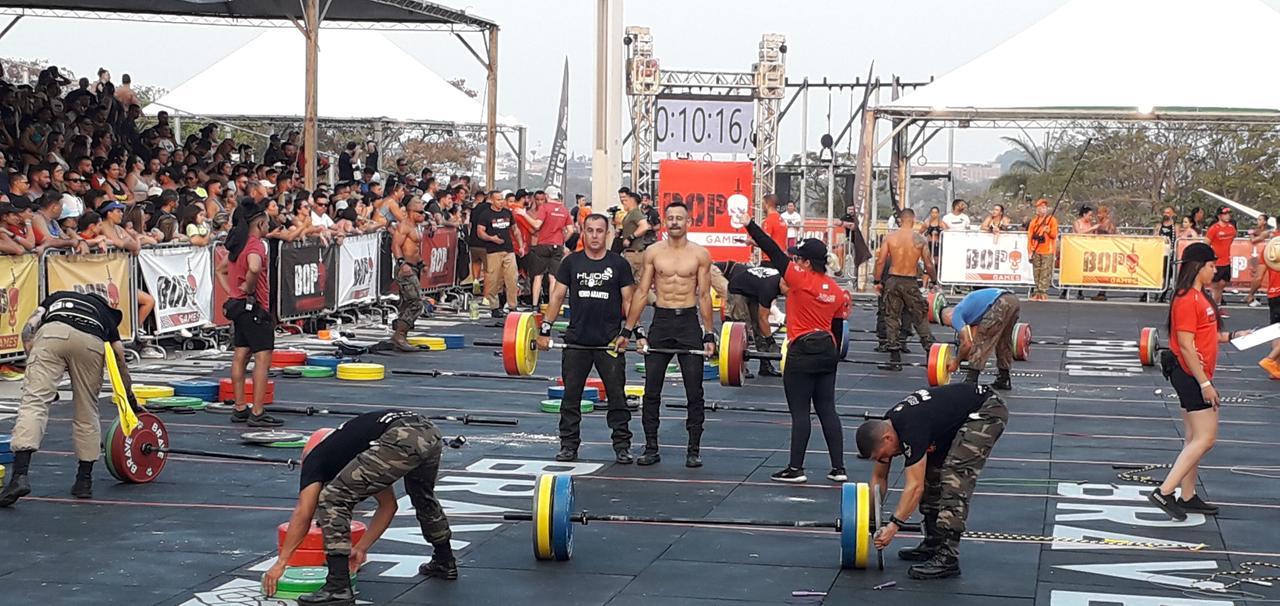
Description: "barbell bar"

(265, 405), (519, 426)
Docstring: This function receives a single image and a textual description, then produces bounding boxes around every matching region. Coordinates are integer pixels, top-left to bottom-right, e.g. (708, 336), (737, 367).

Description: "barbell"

(261, 404), (519, 426)
(502, 474), (898, 570)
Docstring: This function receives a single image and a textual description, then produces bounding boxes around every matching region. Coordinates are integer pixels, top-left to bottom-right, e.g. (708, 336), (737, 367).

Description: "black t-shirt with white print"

(555, 251), (634, 347)
(885, 383), (994, 466)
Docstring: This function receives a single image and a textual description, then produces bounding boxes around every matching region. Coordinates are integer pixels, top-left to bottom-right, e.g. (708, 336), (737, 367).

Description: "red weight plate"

(1013, 323), (1032, 361)
(218, 378), (276, 404)
(270, 349), (309, 368)
(720, 322), (747, 387)
(1138, 327), (1154, 366)
(585, 378), (605, 391)
(279, 520), (368, 552)
(108, 412), (168, 484)
(502, 312), (531, 376)
(287, 548), (326, 567)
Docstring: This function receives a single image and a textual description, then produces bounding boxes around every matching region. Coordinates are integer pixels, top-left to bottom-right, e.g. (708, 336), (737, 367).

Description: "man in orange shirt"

(1205, 206), (1237, 308)
(760, 194), (789, 251)
(1026, 199), (1058, 301)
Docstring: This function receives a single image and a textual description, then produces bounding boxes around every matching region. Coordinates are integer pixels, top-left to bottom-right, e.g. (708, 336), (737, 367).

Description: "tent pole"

(485, 25), (499, 188)
(517, 126), (527, 188)
(303, 0), (319, 191)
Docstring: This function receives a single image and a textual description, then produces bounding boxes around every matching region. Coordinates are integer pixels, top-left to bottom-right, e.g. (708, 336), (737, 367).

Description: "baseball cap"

(1216, 205), (1232, 215)
(545, 185), (562, 200)
(258, 180), (274, 189)
(0, 202), (18, 215)
(1034, 198), (1049, 207)
(1181, 242), (1216, 263)
(194, 187), (208, 199)
(99, 202), (126, 213)
(788, 238), (828, 262)
(147, 186), (164, 197)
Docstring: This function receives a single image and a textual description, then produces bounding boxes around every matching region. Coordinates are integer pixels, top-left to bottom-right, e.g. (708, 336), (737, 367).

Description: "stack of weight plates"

(218, 378), (276, 403)
(547, 385), (600, 402)
(170, 379), (220, 402)
(437, 334), (466, 349)
(270, 349), (308, 369)
(132, 384), (174, 406)
(281, 366), (335, 379)
(408, 336), (447, 350)
(145, 396), (207, 412)
(305, 355), (343, 369)
(278, 521), (365, 569)
(0, 434), (12, 465)
(336, 362), (385, 381)
(273, 567), (356, 600)
(540, 399), (595, 414)
(625, 385), (644, 399)
(634, 361), (680, 376)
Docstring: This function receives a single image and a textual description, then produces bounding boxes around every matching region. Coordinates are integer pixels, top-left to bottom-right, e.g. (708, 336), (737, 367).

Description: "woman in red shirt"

(1149, 243), (1251, 521)
(738, 212), (851, 484)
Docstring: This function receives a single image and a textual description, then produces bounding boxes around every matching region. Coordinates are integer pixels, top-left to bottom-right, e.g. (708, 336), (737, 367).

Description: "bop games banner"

(658, 159), (753, 262)
(44, 251), (136, 341)
(937, 230), (1034, 285)
(139, 245), (214, 334)
(0, 254), (39, 355)
(1058, 234), (1166, 289)
(1176, 237), (1262, 289)
(276, 240), (337, 319)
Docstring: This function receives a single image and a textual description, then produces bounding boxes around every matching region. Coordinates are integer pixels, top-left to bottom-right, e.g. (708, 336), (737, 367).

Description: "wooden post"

(485, 25), (499, 189)
(303, 0), (319, 191)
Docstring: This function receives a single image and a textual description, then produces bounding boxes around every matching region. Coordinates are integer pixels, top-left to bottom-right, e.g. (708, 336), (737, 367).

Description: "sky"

(2, 0), (1277, 165)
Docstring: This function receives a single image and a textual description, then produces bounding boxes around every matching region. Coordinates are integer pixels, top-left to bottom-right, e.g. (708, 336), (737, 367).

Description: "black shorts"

(1168, 360), (1211, 413)
(232, 311), (275, 354)
(1270, 296), (1280, 325)
(527, 244), (564, 277)
(1212, 265), (1232, 283)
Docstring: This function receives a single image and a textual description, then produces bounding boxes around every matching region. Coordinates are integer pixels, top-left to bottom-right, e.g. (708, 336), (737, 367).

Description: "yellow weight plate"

(855, 482), (870, 569)
(336, 362), (386, 381)
(780, 338), (789, 374)
(534, 474), (554, 560)
(408, 336), (447, 350)
(515, 312), (540, 376)
(624, 385), (644, 398)
(132, 385), (175, 400)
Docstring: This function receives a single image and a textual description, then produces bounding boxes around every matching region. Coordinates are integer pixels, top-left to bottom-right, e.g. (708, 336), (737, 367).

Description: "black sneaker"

(418, 557), (459, 580)
(827, 468), (848, 482)
(297, 586), (356, 606)
(907, 553), (962, 580)
(614, 449), (634, 464)
(685, 452), (703, 468)
(247, 412), (284, 428)
(230, 407), (250, 423)
(770, 466), (807, 483)
(70, 475), (93, 499)
(1178, 494), (1218, 515)
(636, 451), (661, 466)
(874, 344), (888, 353)
(1147, 489), (1187, 521)
(0, 473), (31, 507)
(555, 447), (578, 462)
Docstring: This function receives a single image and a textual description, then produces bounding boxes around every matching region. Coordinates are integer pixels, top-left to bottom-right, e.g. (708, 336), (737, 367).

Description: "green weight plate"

(275, 566), (355, 595)
(539, 399), (595, 414)
(102, 417), (122, 481)
(265, 440), (307, 448)
(552, 321), (568, 332)
(146, 396), (204, 409)
(283, 365), (335, 378)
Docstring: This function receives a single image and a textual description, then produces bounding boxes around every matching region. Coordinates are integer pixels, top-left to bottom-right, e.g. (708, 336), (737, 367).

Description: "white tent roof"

(882, 0), (1280, 121)
(144, 29), (518, 126)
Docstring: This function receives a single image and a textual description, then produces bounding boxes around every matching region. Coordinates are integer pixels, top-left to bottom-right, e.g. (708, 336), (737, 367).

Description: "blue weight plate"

(839, 482), (858, 569)
(551, 474), (575, 561)
(0, 453), (12, 465)
(305, 355), (343, 369)
(437, 334), (467, 348)
(546, 386), (599, 402)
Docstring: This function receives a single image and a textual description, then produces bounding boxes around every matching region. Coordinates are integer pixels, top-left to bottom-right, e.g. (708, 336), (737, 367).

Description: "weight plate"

(927, 343), (954, 387)
(502, 311), (527, 376)
(305, 355), (343, 369)
(838, 317), (851, 360)
(105, 412), (168, 484)
(132, 384), (174, 401)
(241, 430), (306, 445)
(839, 482), (858, 569)
(437, 334), (466, 349)
(1138, 326), (1158, 366)
(552, 321), (568, 333)
(102, 418), (122, 481)
(141, 396), (204, 409)
(718, 321), (746, 386)
(539, 399), (595, 414)
(519, 312), (541, 376)
(285, 548), (326, 567)
(928, 292), (948, 324)
(551, 474), (575, 561)
(408, 336), (447, 350)
(1012, 322), (1032, 361)
(533, 473), (555, 560)
(265, 440), (306, 448)
(283, 365), (335, 378)
(276, 566), (327, 594)
(303, 428), (335, 458)
(279, 520), (366, 552)
(169, 380), (220, 401)
(855, 482), (870, 569)
(206, 402), (236, 413)
(624, 385), (644, 398)
(547, 386), (600, 402)
(335, 362), (385, 381)
(271, 349), (308, 368)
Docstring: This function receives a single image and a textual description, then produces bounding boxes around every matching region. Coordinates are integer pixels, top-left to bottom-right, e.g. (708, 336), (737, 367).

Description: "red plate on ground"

(218, 378), (276, 403)
(286, 548), (326, 567)
(1012, 322), (1032, 361)
(1138, 327), (1158, 366)
(270, 349), (309, 368)
(105, 412), (168, 484)
(278, 521), (367, 552)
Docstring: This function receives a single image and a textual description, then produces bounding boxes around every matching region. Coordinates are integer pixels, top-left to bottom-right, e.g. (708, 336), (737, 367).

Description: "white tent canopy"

(882, 0), (1280, 121)
(144, 28), (518, 126)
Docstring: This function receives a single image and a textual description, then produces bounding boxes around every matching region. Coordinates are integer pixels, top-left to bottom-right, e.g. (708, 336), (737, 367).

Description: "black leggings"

(782, 369), (844, 470)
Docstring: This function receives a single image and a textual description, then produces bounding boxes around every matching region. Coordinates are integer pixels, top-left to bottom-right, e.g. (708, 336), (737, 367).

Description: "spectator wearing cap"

(1205, 205), (1237, 309)
(1026, 198), (1058, 301)
(0, 201), (34, 252)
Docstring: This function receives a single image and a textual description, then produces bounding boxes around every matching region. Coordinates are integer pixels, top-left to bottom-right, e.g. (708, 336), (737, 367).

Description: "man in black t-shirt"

(1, 291), (137, 506)
(854, 383), (1008, 580)
(538, 213), (636, 463)
(474, 191), (519, 317)
(264, 410), (456, 602)
(711, 260), (782, 377)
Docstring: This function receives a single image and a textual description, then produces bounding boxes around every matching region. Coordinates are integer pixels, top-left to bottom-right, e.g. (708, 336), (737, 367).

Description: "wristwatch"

(889, 514), (909, 528)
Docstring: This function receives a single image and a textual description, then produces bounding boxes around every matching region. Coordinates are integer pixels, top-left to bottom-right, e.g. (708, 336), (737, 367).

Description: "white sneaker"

(1248, 300), (1262, 308)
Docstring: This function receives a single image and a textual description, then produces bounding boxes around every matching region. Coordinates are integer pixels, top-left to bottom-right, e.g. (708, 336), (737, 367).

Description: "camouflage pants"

(1031, 253), (1054, 297)
(882, 276), (933, 351)
(920, 394), (1008, 556)
(395, 270), (424, 331)
(966, 293), (1020, 372)
(875, 290), (912, 345)
(315, 418), (451, 555)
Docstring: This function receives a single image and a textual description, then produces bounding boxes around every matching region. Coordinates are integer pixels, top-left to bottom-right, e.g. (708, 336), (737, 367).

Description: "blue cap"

(99, 202), (126, 213)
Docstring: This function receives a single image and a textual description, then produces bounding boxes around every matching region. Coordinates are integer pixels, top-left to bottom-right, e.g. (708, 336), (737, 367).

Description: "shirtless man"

(1062, 206), (1098, 300)
(390, 199), (426, 352)
(873, 209), (935, 371)
(622, 201), (715, 468)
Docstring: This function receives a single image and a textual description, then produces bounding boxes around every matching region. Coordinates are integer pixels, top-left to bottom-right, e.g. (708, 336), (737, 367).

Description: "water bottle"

(469, 296), (479, 321)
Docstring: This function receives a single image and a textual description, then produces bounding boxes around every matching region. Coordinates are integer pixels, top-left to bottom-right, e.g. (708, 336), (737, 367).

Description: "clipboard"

(1231, 323), (1280, 351)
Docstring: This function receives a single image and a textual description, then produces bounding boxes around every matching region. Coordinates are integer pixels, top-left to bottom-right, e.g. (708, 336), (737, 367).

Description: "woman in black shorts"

(1148, 243), (1252, 521)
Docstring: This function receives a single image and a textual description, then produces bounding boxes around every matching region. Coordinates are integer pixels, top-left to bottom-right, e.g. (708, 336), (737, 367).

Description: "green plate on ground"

(146, 396), (205, 410)
(552, 321), (568, 332)
(634, 362), (679, 374)
(540, 399), (594, 414)
(281, 365), (335, 378)
(274, 566), (356, 599)
(265, 440), (307, 448)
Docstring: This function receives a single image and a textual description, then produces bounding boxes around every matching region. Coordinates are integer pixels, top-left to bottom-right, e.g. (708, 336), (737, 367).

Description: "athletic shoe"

(418, 557), (459, 580)
(827, 468), (848, 482)
(1178, 494), (1218, 515)
(230, 407), (251, 423)
(555, 447), (578, 462)
(248, 412), (284, 428)
(1147, 489), (1187, 521)
(1259, 358), (1280, 380)
(1248, 299), (1262, 308)
(770, 466), (807, 483)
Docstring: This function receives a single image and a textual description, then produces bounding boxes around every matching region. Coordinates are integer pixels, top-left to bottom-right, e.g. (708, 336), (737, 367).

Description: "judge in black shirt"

(0, 291), (137, 506)
(538, 213), (636, 463)
(711, 260), (782, 377)
(264, 410), (456, 603)
(855, 383), (1008, 580)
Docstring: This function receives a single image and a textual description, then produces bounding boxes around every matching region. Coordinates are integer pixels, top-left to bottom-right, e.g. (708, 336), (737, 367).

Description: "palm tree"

(1000, 128), (1066, 174)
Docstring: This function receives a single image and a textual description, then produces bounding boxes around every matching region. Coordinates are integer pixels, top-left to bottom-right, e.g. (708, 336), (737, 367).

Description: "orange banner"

(44, 252), (135, 341)
(1058, 234), (1166, 288)
(658, 159), (753, 262)
(0, 254), (40, 356)
(1175, 238), (1260, 289)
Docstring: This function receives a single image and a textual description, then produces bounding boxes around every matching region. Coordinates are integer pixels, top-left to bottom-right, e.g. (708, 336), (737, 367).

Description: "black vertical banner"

(544, 57), (569, 192)
(379, 231), (394, 297)
(277, 240), (337, 318)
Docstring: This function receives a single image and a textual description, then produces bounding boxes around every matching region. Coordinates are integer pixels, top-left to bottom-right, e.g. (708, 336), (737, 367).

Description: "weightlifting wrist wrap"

(539, 322), (552, 337)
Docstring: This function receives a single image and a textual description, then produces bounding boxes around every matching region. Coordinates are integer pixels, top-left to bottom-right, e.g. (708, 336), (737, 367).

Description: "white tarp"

(883, 0), (1280, 118)
(145, 29), (519, 126)
(938, 230), (1033, 286)
(138, 245), (214, 333)
(337, 233), (380, 308)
